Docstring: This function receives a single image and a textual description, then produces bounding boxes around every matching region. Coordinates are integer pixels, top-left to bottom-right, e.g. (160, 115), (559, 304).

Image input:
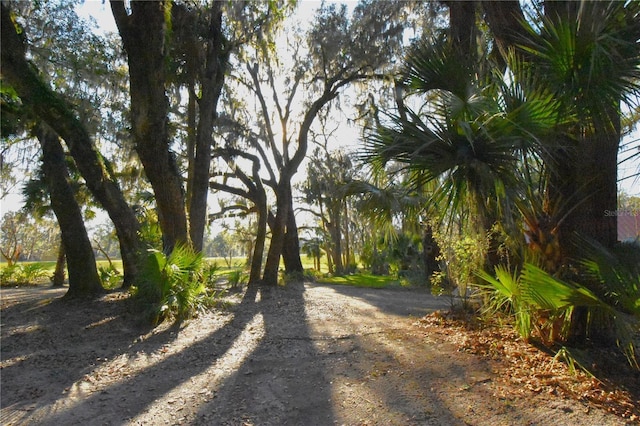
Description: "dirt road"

(0, 283), (628, 425)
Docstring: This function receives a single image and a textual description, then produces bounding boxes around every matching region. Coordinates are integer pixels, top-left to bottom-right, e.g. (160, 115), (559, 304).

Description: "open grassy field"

(316, 273), (399, 288)
(1, 255), (400, 290)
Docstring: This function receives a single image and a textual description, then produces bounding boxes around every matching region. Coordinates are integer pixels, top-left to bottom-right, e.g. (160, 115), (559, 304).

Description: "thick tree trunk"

(283, 198), (304, 275)
(186, 87), (197, 215)
(1, 4), (141, 287)
(264, 181), (304, 285)
(445, 1), (478, 55)
(38, 125), (103, 298)
(544, 3), (618, 257)
(552, 118), (620, 260)
(481, 1), (528, 64)
(551, 1), (617, 252)
(575, 119), (619, 249)
(249, 185), (268, 285)
(546, 1), (620, 344)
(558, 120), (620, 348)
(111, 0), (189, 253)
(51, 237), (66, 288)
(263, 181), (290, 286)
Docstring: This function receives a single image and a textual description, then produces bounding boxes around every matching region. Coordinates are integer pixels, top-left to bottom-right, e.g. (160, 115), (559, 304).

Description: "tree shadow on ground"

(26, 286), (264, 424)
(1, 283), (335, 425)
(193, 282), (335, 424)
(0, 287), (182, 424)
(310, 282), (449, 318)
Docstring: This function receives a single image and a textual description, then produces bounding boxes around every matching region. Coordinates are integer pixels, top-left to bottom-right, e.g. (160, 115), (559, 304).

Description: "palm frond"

(577, 236), (640, 316)
(404, 36), (476, 100)
(519, 1), (640, 130)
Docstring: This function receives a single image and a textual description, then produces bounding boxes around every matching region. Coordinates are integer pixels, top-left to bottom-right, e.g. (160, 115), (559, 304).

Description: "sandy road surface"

(0, 283), (627, 425)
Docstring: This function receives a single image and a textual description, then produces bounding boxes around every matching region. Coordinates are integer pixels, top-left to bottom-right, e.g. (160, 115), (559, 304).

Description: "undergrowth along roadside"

(418, 310), (640, 422)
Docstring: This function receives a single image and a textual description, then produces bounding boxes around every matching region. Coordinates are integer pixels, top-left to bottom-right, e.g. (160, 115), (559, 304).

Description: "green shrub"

(0, 265), (17, 286)
(303, 268), (323, 282)
(98, 265), (122, 289)
(579, 238), (640, 317)
(360, 240), (390, 275)
(478, 262), (639, 369)
(282, 270), (304, 285)
(429, 270), (451, 295)
(133, 244), (206, 325)
(345, 262), (359, 274)
(201, 262), (220, 288)
(429, 227), (488, 304)
(399, 269), (428, 287)
(0, 263), (50, 286)
(226, 269), (247, 291)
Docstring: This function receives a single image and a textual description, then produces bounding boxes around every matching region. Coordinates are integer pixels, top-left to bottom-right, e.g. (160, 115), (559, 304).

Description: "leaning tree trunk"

(1, 4), (141, 288)
(111, 0), (189, 253)
(38, 125), (103, 298)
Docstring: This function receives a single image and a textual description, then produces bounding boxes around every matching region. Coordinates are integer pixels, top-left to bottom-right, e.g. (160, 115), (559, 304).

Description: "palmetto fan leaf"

(519, 262), (638, 368)
(404, 36), (477, 101)
(497, 51), (568, 145)
(364, 102), (529, 227)
(363, 35), (565, 228)
(519, 1), (640, 130)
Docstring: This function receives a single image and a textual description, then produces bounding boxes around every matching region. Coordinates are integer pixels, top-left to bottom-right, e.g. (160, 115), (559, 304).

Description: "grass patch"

(0, 262), (56, 286)
(96, 259), (123, 272)
(318, 273), (399, 289)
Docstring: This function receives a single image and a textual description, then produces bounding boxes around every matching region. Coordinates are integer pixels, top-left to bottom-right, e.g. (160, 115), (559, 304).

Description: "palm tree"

(517, 1), (640, 259)
(364, 1), (640, 348)
(365, 0), (640, 266)
(301, 236), (324, 272)
(363, 36), (559, 268)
